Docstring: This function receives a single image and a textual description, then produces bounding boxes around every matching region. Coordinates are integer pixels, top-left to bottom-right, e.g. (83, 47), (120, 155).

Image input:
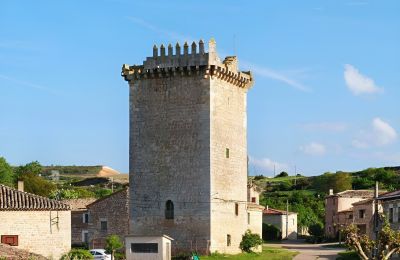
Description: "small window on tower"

(226, 148), (230, 158)
(247, 212), (250, 224)
(235, 203), (239, 216)
(227, 234), (231, 246)
(165, 200), (174, 219)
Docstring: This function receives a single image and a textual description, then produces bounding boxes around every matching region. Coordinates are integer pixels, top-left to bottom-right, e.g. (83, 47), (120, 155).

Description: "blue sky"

(0, 0), (399, 176)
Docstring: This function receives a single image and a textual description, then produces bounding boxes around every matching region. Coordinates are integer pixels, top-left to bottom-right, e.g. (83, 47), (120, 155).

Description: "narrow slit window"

(165, 200), (174, 219)
(226, 148), (230, 158)
(227, 234), (231, 246)
(235, 203), (239, 216)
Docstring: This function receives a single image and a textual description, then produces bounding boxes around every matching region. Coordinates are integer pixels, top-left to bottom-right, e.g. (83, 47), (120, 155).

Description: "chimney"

(329, 189), (333, 195)
(266, 205), (269, 211)
(375, 181), (379, 198)
(18, 181), (24, 192)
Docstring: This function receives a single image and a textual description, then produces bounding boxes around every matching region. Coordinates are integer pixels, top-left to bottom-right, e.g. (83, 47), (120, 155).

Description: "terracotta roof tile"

(0, 184), (70, 211)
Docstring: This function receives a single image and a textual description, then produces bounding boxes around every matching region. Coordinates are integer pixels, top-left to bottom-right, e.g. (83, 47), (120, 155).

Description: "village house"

(0, 182), (71, 259)
(86, 186), (129, 249)
(63, 198), (96, 247)
(263, 207), (298, 240)
(325, 189), (377, 238)
(378, 190), (400, 231)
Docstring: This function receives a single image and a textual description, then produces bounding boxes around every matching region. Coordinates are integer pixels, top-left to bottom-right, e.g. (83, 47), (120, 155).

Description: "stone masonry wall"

(129, 72), (211, 253)
(209, 77), (248, 254)
(0, 211), (71, 260)
(87, 188), (129, 249)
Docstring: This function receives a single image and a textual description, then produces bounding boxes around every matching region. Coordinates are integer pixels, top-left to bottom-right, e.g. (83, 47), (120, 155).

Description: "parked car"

(90, 249), (111, 260)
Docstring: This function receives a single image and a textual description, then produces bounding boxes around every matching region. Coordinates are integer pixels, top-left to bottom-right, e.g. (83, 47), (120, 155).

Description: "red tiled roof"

(263, 207), (296, 215)
(0, 184), (70, 211)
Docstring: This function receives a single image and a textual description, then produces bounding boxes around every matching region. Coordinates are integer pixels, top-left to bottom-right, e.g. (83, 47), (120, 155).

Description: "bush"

(262, 223), (281, 241)
(276, 171), (288, 178)
(239, 230), (263, 253)
(61, 249), (93, 259)
(307, 223), (324, 243)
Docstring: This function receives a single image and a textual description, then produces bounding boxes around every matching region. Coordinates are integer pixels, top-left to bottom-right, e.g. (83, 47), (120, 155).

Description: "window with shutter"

(1, 235), (18, 246)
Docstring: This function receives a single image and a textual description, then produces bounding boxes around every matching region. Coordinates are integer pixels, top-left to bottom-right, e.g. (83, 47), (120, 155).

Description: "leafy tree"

(343, 219), (400, 260)
(18, 172), (56, 197)
(0, 157), (14, 186)
(312, 172), (351, 193)
(15, 161), (42, 176)
(50, 189), (80, 199)
(95, 188), (113, 198)
(239, 230), (263, 253)
(276, 171), (288, 178)
(105, 235), (124, 260)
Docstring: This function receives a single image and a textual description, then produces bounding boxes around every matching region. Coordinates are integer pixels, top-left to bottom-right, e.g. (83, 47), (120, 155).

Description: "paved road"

(269, 240), (345, 260)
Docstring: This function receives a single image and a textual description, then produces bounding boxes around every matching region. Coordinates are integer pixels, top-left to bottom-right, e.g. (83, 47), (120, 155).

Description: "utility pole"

(373, 181), (379, 258)
(286, 199), (289, 239)
(274, 164), (276, 177)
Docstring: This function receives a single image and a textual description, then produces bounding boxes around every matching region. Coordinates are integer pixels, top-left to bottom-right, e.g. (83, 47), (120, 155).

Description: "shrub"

(61, 249), (93, 259)
(262, 223), (281, 241)
(308, 223), (324, 243)
(239, 230), (263, 253)
(276, 171), (288, 178)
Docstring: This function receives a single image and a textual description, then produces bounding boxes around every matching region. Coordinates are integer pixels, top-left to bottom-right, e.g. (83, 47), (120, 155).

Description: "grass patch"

(201, 245), (297, 260)
(336, 251), (360, 260)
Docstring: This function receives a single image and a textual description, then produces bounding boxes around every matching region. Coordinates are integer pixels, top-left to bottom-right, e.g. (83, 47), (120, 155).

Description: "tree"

(312, 172), (351, 193)
(0, 157), (14, 186)
(15, 161), (42, 176)
(276, 171), (288, 178)
(105, 235), (124, 260)
(61, 249), (94, 260)
(239, 230), (263, 253)
(308, 223), (324, 243)
(343, 219), (400, 260)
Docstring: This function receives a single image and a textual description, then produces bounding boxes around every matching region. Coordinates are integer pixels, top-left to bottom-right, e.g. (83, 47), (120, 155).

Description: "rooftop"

(263, 207), (296, 215)
(0, 184), (70, 211)
(378, 190), (400, 201)
(62, 198), (97, 211)
(328, 190), (377, 198)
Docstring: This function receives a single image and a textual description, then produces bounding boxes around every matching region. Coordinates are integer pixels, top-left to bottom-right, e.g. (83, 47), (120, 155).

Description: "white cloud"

(344, 64), (383, 95)
(300, 142), (326, 156)
(249, 157), (289, 175)
(301, 122), (347, 132)
(352, 117), (397, 148)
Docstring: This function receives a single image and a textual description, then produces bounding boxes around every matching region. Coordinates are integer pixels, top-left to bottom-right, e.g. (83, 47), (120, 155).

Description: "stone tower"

(122, 39), (254, 254)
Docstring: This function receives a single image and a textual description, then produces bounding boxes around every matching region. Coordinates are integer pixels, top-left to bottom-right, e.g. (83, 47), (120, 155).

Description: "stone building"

(86, 187), (129, 249)
(0, 183), (71, 259)
(378, 190), (400, 231)
(262, 207), (298, 240)
(63, 198), (96, 247)
(325, 189), (376, 238)
(122, 39), (263, 254)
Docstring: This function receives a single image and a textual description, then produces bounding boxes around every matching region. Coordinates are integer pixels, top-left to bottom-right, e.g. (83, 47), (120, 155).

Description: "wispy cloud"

(249, 156), (289, 175)
(344, 64), (383, 95)
(240, 62), (312, 92)
(0, 74), (58, 94)
(126, 16), (194, 43)
(352, 117), (397, 148)
(300, 122), (347, 132)
(299, 142), (327, 156)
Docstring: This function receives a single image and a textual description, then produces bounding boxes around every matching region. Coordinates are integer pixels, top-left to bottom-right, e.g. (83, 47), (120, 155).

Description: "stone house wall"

(0, 211), (71, 260)
(87, 188), (129, 249)
(382, 198), (400, 231)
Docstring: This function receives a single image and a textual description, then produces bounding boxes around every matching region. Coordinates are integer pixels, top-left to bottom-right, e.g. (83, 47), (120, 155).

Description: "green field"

(200, 246), (298, 260)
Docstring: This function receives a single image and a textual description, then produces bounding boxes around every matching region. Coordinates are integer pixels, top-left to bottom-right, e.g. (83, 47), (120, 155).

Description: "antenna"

(233, 34), (236, 55)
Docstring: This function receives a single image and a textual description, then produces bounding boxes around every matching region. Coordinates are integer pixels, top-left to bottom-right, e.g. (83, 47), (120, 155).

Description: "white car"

(89, 249), (111, 260)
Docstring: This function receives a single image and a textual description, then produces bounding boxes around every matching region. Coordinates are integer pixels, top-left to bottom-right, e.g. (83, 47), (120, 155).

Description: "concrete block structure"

(0, 184), (71, 259)
(263, 207), (298, 240)
(122, 39), (263, 254)
(125, 235), (173, 260)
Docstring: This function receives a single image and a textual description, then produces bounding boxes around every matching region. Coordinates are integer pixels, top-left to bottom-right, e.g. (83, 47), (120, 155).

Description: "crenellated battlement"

(122, 39), (254, 89)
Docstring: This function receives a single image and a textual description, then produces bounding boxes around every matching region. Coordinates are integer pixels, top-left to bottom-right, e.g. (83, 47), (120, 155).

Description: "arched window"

(165, 200), (174, 219)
